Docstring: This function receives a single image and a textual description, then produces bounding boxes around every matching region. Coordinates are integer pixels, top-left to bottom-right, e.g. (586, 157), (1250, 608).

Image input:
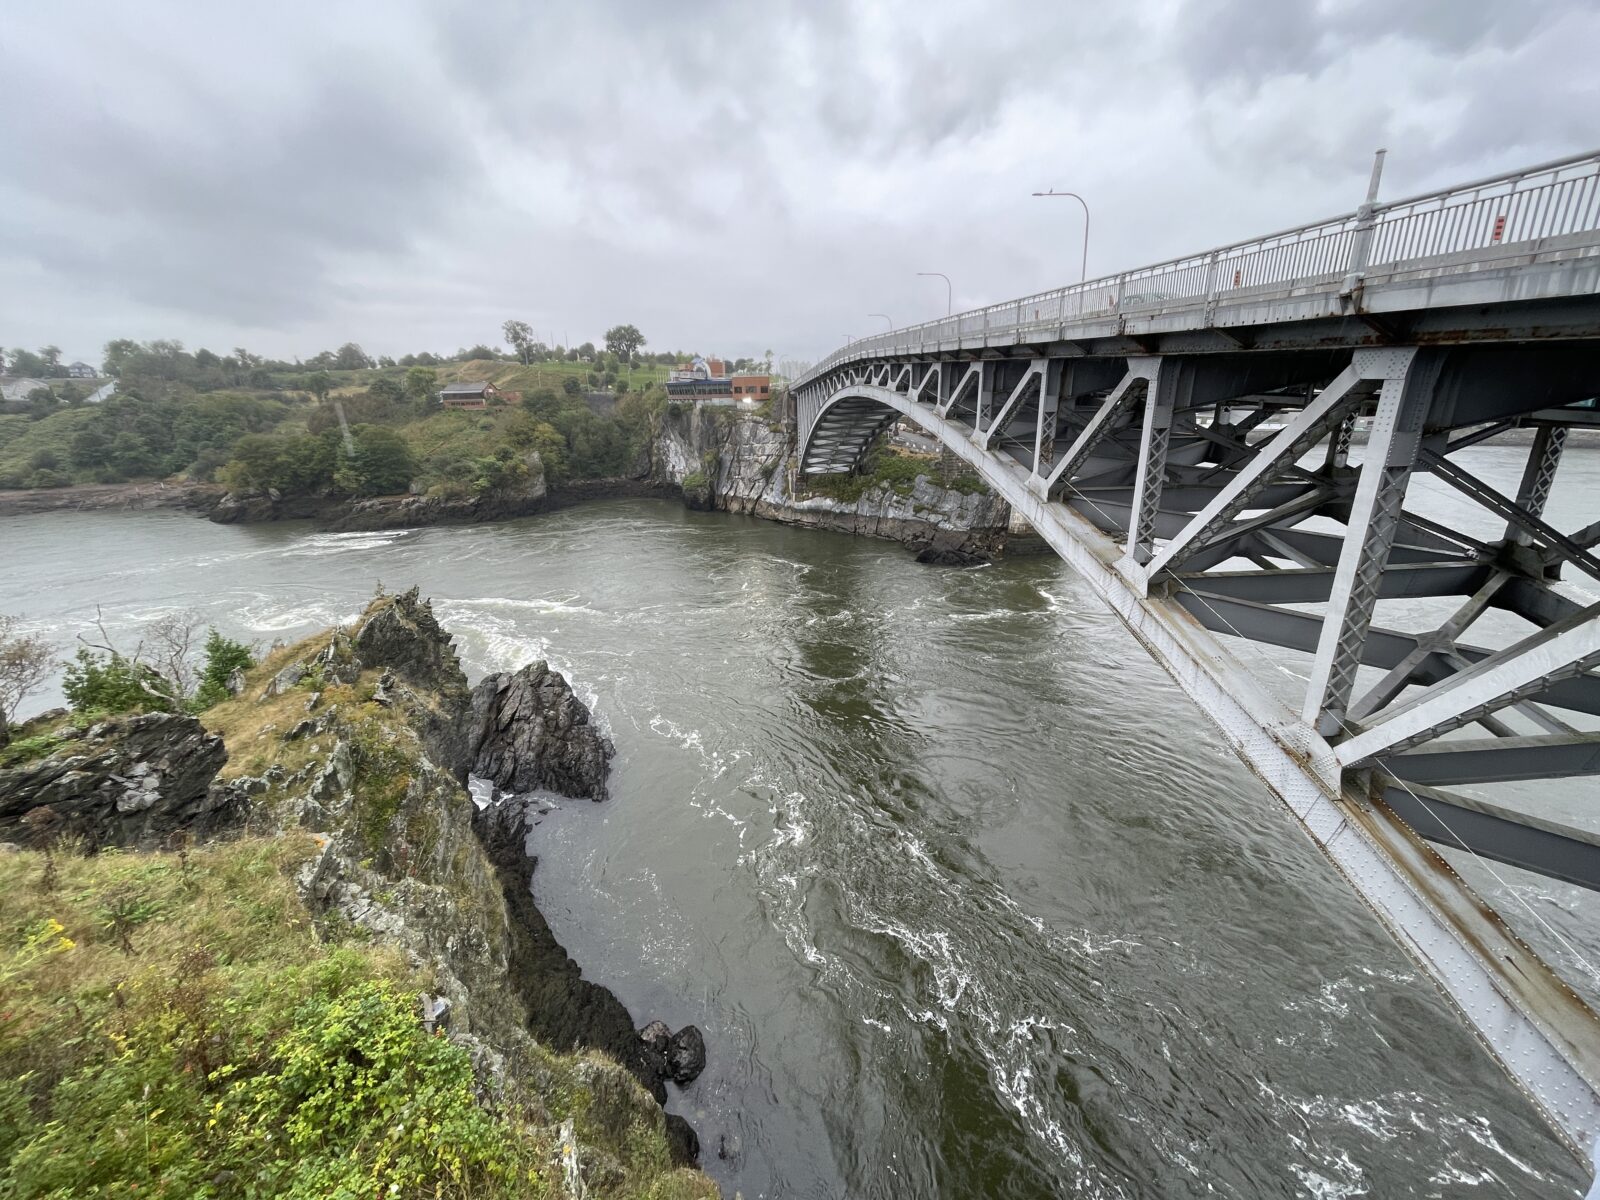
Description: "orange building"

(731, 374), (771, 399)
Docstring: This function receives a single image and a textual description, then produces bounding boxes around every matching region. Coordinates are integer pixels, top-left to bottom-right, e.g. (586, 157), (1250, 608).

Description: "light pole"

(917, 272), (952, 315)
(868, 313), (892, 331)
(1031, 189), (1091, 283)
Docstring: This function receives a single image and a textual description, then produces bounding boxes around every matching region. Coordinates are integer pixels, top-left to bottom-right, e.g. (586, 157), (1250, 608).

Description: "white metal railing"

(798, 149), (1600, 388)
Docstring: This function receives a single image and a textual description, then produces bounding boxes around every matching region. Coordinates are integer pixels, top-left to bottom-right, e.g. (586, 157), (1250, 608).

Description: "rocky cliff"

(0, 590), (714, 1196)
(653, 402), (1016, 557)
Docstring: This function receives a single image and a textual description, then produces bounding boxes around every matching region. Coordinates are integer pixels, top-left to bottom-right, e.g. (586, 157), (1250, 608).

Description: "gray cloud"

(0, 0), (1594, 366)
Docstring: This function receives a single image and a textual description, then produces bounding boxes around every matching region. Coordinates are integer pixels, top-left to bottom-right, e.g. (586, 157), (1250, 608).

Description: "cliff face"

(3, 590), (714, 1192)
(653, 403), (1015, 556)
(206, 592), (704, 1161)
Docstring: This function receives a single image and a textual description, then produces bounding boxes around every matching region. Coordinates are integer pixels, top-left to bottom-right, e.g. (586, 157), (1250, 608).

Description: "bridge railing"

(799, 149), (1600, 388)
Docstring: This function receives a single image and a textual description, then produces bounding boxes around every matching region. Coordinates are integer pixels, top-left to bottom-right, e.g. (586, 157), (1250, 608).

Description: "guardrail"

(798, 149), (1600, 387)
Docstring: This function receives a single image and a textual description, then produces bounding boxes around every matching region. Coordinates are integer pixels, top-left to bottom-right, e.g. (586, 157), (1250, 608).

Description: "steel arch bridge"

(793, 150), (1600, 1166)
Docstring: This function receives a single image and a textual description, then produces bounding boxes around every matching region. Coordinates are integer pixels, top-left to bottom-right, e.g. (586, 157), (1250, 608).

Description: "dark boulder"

(466, 662), (612, 800)
(0, 712), (232, 850)
(664, 1114), (700, 1167)
(914, 545), (989, 567)
(666, 1025), (706, 1085)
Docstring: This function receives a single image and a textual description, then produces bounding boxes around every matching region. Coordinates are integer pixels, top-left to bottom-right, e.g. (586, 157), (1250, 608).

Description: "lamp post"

(1031, 189), (1091, 283)
(916, 272), (952, 315)
(868, 313), (892, 331)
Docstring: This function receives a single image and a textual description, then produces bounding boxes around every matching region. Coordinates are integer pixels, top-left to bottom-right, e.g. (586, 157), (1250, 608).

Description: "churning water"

(3, 452), (1597, 1197)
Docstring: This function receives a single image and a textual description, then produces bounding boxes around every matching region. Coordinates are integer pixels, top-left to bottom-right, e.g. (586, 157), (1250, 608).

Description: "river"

(3, 447), (1597, 1198)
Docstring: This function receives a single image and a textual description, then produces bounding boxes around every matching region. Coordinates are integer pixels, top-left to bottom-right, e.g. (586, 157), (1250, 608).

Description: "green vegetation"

(0, 837), (558, 1199)
(806, 444), (993, 504)
(0, 392), (294, 488)
(58, 620), (256, 718)
(807, 445), (933, 502)
(62, 647), (174, 715)
(192, 631), (255, 712)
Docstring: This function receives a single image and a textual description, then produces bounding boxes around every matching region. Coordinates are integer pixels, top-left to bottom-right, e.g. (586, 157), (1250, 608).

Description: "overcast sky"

(2, 0), (1595, 368)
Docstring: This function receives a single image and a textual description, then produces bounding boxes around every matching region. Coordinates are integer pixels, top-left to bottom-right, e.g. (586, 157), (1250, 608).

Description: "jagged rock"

(371, 670), (395, 707)
(0, 712), (232, 849)
(225, 666), (247, 697)
(665, 1025), (706, 1085)
(263, 661), (306, 698)
(638, 1020), (671, 1080)
(352, 588), (465, 696)
(308, 739), (354, 801)
(467, 662), (612, 800)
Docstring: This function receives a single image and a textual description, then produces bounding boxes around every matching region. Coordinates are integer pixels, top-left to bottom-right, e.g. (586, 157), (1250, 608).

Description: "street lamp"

(917, 272), (952, 315)
(869, 313), (892, 331)
(1031, 189), (1091, 283)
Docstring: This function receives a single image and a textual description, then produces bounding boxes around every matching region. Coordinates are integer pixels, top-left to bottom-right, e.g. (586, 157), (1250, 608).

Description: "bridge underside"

(795, 330), (1600, 1159)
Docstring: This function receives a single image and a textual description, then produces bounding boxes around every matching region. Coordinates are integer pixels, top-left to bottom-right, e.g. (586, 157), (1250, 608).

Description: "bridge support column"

(1125, 360), (1179, 570)
(1030, 362), (1060, 473)
(1303, 347), (1442, 738)
(1510, 424), (1568, 544)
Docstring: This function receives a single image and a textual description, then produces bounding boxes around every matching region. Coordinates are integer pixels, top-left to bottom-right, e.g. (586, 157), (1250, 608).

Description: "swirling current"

(3, 447), (1596, 1197)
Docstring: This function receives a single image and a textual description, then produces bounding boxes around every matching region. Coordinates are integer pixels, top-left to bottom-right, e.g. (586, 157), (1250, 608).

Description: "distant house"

(438, 380), (500, 410)
(731, 374), (771, 400)
(66, 362), (96, 379)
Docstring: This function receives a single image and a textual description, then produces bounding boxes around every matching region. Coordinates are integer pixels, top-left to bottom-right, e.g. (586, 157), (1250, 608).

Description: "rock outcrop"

(654, 402), (1015, 557)
(0, 712), (233, 849)
(467, 663), (613, 801)
(206, 588), (701, 1165)
(472, 796), (678, 1103)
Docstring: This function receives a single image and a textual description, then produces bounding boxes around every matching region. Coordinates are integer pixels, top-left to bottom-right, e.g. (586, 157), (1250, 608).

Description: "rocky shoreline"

(0, 589), (714, 1187)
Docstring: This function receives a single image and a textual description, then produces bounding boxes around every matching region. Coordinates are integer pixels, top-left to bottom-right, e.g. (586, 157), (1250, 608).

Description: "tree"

(603, 324), (646, 365)
(0, 616), (54, 722)
(193, 629), (254, 710)
(334, 342), (372, 371)
(502, 319), (535, 365)
(8, 348), (46, 377)
(403, 367), (438, 403)
(562, 377), (582, 396)
(305, 372), (334, 402)
(335, 426), (416, 497)
(40, 346), (62, 375)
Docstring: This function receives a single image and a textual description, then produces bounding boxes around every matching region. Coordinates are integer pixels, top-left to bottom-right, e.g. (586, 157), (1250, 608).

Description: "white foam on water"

(284, 530), (418, 557)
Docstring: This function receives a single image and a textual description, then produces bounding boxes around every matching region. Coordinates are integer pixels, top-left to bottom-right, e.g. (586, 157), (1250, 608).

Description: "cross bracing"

(792, 149), (1600, 1165)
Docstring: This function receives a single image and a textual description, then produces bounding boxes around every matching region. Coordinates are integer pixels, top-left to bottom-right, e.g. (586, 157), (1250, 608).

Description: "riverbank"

(0, 590), (715, 1195)
(0, 478), (223, 516)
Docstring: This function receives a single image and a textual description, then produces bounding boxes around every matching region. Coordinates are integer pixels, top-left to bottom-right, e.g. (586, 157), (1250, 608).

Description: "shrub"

(62, 646), (174, 714)
(192, 629), (255, 711)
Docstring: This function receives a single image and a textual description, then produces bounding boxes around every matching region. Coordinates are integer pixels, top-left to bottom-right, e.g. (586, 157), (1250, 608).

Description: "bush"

(62, 647), (174, 714)
(192, 629), (254, 711)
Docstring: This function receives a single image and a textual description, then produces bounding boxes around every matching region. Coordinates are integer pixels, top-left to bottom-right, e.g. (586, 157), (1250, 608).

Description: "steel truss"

(793, 336), (1600, 1162)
